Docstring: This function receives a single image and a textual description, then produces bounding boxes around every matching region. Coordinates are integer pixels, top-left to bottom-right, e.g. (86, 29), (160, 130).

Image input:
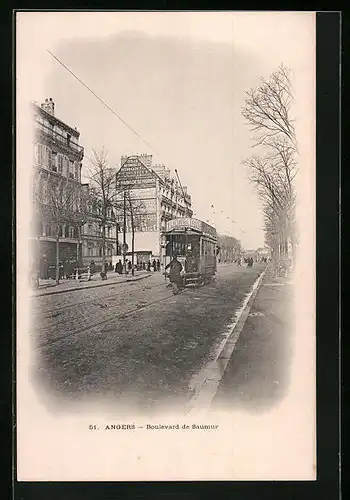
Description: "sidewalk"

(212, 264), (294, 411)
(31, 270), (155, 297)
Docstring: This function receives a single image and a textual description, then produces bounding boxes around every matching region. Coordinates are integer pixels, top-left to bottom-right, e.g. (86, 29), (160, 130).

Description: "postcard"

(16, 11), (316, 481)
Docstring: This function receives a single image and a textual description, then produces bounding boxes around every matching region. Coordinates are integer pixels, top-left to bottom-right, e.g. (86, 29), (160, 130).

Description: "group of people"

(245, 257), (254, 267)
(114, 258), (161, 275)
(147, 259), (161, 272)
(114, 259), (134, 275)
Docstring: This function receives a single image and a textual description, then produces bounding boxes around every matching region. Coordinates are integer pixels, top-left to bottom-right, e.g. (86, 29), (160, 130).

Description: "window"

(51, 152), (57, 171)
(35, 144), (43, 165)
(63, 156), (69, 176)
(46, 224), (53, 237)
(57, 154), (63, 174)
(41, 146), (51, 168)
(69, 160), (74, 179)
(75, 162), (80, 181)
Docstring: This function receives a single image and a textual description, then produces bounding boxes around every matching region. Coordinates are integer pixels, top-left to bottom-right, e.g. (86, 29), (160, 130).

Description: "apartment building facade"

(115, 154), (193, 262)
(31, 98), (85, 277)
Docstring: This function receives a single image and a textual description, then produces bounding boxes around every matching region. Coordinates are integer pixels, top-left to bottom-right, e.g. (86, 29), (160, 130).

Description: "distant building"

(80, 202), (118, 268)
(257, 247), (271, 257)
(31, 98), (85, 276)
(115, 154), (193, 262)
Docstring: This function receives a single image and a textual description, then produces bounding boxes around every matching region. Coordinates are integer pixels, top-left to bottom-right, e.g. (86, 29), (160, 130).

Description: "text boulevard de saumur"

(89, 424), (219, 431)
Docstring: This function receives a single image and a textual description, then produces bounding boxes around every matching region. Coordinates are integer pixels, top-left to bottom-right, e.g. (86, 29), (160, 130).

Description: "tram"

(161, 217), (219, 287)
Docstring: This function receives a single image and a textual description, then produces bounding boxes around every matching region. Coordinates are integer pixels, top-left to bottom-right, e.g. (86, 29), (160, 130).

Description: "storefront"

(36, 239), (79, 278)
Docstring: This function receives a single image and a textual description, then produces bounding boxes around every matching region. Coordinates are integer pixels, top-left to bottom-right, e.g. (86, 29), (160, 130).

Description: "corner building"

(31, 98), (85, 276)
(116, 154), (193, 263)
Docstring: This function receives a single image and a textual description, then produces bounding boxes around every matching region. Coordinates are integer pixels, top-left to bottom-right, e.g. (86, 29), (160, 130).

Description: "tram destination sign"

(166, 218), (217, 238)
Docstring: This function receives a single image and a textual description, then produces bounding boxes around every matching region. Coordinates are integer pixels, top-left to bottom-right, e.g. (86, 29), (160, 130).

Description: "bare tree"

(242, 65), (298, 270)
(244, 153), (295, 260)
(35, 172), (88, 284)
(217, 234), (242, 263)
(242, 64), (296, 148)
(87, 148), (125, 274)
(70, 183), (93, 266)
(125, 190), (146, 272)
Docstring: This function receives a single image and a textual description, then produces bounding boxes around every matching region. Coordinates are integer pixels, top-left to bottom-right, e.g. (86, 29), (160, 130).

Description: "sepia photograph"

(16, 11), (316, 481)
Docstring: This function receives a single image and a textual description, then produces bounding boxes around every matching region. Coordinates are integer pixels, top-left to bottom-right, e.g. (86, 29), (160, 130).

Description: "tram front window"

(166, 235), (200, 272)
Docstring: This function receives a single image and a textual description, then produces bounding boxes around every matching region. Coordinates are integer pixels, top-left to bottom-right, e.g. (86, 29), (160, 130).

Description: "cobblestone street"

(31, 263), (266, 414)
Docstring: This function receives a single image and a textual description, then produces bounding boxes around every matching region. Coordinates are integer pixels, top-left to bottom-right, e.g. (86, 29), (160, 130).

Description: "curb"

(31, 273), (153, 298)
(186, 266), (267, 414)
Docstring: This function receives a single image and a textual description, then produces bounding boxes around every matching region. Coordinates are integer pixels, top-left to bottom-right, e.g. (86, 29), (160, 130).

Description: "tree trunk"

(131, 225), (135, 274)
(272, 237), (279, 277)
(101, 222), (106, 273)
(55, 231), (60, 285)
(76, 226), (80, 266)
(290, 234), (297, 266)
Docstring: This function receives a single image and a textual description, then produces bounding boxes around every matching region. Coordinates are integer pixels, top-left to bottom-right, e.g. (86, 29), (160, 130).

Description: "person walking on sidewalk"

(152, 259), (157, 272)
(89, 260), (96, 275)
(156, 259), (161, 272)
(115, 259), (123, 275)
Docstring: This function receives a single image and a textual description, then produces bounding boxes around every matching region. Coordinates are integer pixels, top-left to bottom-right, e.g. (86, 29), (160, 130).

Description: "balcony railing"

(36, 121), (84, 155)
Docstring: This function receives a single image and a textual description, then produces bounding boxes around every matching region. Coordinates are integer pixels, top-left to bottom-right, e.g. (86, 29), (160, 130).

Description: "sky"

(17, 12), (315, 249)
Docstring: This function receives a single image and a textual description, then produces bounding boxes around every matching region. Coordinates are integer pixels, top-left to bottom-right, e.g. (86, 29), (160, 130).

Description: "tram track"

(37, 290), (182, 350)
(32, 281), (167, 317)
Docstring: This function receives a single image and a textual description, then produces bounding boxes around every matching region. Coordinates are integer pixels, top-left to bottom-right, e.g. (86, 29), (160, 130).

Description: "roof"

(33, 102), (80, 138)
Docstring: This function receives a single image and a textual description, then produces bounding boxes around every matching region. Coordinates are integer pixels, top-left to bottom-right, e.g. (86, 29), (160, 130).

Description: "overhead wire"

(47, 49), (159, 155)
(47, 49), (243, 237)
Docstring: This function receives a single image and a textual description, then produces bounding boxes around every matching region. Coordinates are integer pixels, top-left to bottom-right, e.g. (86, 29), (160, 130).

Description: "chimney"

(47, 97), (55, 116)
(41, 97), (55, 116)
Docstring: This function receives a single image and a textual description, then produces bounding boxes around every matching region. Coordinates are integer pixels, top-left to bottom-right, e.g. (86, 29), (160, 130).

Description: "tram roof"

(165, 217), (217, 239)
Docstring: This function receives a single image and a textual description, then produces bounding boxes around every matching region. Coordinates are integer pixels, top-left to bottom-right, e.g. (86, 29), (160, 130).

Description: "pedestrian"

(165, 253), (183, 294)
(156, 259), (161, 271)
(128, 260), (132, 272)
(90, 260), (96, 275)
(63, 260), (69, 279)
(147, 261), (151, 272)
(152, 259), (157, 272)
(115, 259), (123, 274)
(66, 260), (73, 278)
